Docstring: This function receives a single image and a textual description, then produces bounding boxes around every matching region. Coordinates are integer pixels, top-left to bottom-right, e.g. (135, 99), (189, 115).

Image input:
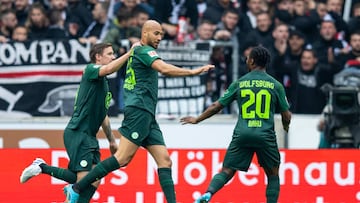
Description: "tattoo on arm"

(102, 117), (115, 142)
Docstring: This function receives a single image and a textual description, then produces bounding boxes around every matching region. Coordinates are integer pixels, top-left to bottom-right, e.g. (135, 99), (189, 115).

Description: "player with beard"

(64, 20), (214, 203)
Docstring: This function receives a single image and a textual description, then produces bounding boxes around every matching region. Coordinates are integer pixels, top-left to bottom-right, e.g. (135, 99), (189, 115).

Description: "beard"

(352, 49), (360, 56)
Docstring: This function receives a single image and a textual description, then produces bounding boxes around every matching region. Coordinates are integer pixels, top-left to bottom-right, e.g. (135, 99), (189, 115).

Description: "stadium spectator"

(194, 20), (216, 41)
(242, 11), (273, 53)
(288, 0), (318, 44)
(289, 49), (334, 114)
(113, 0), (154, 19)
(268, 23), (290, 82)
(112, 0), (144, 26)
(269, 27), (306, 106)
(154, 0), (199, 41)
(11, 25), (28, 42)
(14, 0), (30, 26)
(196, 0), (207, 18)
(25, 3), (50, 40)
(280, 29), (307, 103)
(202, 0), (240, 25)
(326, 0), (343, 16)
(48, 0), (68, 21)
(342, 31), (360, 69)
(324, 0), (349, 40)
(273, 0), (294, 25)
(213, 8), (241, 41)
(307, 0), (328, 43)
(133, 6), (150, 28)
(306, 0), (317, 10)
(287, 29), (307, 64)
(311, 19), (349, 74)
(79, 1), (110, 44)
(0, 0), (13, 12)
(103, 8), (141, 56)
(67, 0), (94, 39)
(347, 2), (360, 36)
(47, 10), (69, 39)
(239, 0), (264, 33)
(0, 9), (18, 43)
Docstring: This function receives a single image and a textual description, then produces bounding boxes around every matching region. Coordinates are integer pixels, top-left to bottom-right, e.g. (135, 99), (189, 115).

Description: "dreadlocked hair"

(250, 46), (271, 68)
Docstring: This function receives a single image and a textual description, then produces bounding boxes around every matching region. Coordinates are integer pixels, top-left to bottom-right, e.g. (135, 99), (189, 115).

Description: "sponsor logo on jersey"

(147, 51), (158, 57)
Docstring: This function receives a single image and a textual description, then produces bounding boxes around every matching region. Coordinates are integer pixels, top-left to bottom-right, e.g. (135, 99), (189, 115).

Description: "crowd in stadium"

(1, 0), (360, 115)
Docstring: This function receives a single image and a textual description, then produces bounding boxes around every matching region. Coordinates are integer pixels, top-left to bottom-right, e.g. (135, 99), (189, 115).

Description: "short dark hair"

(89, 43), (113, 63)
(222, 8), (239, 17)
(249, 46), (271, 68)
(302, 48), (317, 58)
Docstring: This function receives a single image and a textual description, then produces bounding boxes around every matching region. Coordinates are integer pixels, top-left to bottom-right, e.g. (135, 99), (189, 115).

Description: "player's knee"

(115, 154), (134, 167)
(264, 166), (279, 177)
(158, 156), (172, 168)
(221, 167), (235, 177)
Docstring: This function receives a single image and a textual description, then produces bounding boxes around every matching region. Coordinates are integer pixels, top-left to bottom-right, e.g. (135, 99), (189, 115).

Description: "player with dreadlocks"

(181, 45), (292, 203)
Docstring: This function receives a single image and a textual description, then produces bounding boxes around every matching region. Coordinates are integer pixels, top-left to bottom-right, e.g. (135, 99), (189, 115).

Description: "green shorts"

(223, 134), (280, 171)
(119, 106), (165, 147)
(63, 128), (100, 172)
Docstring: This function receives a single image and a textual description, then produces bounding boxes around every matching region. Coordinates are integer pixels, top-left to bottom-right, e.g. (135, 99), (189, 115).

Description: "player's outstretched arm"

(180, 101), (223, 124)
(152, 59), (214, 77)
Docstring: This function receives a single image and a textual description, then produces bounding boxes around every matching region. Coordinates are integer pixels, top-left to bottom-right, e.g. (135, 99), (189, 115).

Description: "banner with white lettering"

(156, 41), (211, 116)
(4, 149), (360, 203)
(0, 40), (211, 117)
(0, 40), (119, 117)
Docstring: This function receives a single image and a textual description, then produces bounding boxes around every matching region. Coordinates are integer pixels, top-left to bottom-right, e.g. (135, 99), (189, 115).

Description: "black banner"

(0, 40), (211, 117)
(156, 41), (211, 116)
(0, 40), (119, 117)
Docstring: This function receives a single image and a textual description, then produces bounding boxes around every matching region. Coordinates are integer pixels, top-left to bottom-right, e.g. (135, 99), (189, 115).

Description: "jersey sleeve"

(137, 46), (161, 67)
(218, 81), (238, 106)
(84, 64), (100, 80)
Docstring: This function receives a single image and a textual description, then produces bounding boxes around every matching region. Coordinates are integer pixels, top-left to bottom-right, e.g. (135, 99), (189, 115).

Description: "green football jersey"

(66, 63), (112, 136)
(123, 45), (161, 115)
(219, 70), (289, 141)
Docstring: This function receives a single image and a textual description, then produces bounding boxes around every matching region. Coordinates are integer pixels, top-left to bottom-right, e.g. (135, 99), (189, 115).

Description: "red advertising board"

(1, 149), (360, 203)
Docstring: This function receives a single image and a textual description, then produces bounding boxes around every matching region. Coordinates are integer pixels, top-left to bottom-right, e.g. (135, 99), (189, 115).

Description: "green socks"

(40, 164), (77, 183)
(207, 171), (232, 194)
(266, 175), (280, 203)
(78, 185), (97, 203)
(39, 163), (98, 202)
(75, 156), (120, 192)
(158, 168), (176, 203)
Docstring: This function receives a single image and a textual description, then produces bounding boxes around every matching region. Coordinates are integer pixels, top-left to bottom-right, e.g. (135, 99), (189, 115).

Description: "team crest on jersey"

(147, 51), (158, 57)
(131, 132), (139, 139)
(93, 65), (101, 69)
(80, 160), (88, 167)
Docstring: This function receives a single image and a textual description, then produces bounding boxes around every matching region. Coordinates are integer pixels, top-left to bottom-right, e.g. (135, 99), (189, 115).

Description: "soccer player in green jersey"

(181, 46), (292, 203)
(20, 42), (137, 202)
(64, 20), (214, 203)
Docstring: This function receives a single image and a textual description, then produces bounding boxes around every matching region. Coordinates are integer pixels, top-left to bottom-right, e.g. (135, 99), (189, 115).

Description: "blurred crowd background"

(1, 0), (360, 116)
